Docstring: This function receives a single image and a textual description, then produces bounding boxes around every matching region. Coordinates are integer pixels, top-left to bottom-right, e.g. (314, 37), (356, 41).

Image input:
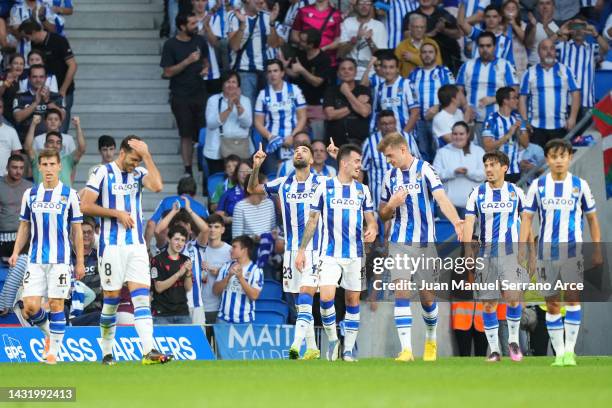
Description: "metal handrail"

(517, 109), (594, 189)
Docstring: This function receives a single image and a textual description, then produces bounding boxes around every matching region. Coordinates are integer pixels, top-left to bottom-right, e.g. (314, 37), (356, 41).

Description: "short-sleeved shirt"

(160, 34), (209, 98)
(340, 17), (388, 77)
(39, 32), (75, 94)
(217, 185), (245, 217)
(255, 81), (306, 142)
(217, 261), (263, 323)
(408, 65), (455, 121)
(482, 111), (525, 175)
(0, 177), (32, 232)
(228, 10), (271, 72)
(374, 76), (419, 132)
(292, 5), (342, 66)
(293, 51), (333, 106)
(13, 89), (64, 135)
(323, 84), (371, 146)
(151, 251), (191, 316)
(149, 195), (209, 224)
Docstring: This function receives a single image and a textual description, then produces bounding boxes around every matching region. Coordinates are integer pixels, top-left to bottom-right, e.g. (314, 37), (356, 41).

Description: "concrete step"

(77, 3), (163, 12)
(74, 104), (170, 114)
(78, 79), (168, 89)
(70, 38), (160, 55)
(68, 30), (159, 39)
(79, 154), (181, 166)
(67, 13), (159, 30)
(78, 0), (154, 4)
(75, 163), (186, 184)
(78, 55), (161, 64)
(76, 63), (163, 80)
(83, 138), (179, 155)
(80, 129), (177, 139)
(74, 88), (168, 105)
(76, 113), (174, 129)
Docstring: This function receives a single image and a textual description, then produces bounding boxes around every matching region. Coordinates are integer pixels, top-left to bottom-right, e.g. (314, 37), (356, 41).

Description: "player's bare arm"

(247, 143), (266, 195)
(586, 212), (602, 266)
(432, 189), (464, 241)
(8, 220), (30, 267)
(363, 212), (378, 243)
(72, 223), (85, 280)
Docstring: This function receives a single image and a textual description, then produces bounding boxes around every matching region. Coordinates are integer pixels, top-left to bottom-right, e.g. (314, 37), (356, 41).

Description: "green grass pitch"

(1, 357), (611, 408)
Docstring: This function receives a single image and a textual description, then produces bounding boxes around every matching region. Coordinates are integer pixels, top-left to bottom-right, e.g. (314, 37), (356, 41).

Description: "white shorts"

(99, 244), (150, 291)
(22, 263), (71, 299)
(283, 250), (320, 293)
(317, 256), (364, 292)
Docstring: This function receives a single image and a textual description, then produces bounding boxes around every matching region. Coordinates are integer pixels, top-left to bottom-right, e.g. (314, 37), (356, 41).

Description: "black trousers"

(454, 328), (488, 357)
(532, 127), (566, 150)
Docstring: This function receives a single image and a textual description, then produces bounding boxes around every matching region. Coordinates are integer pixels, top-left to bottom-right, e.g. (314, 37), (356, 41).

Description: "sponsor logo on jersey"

(31, 200), (63, 214)
(111, 182), (139, 195)
(541, 197), (576, 210)
(480, 201), (514, 213)
(286, 191), (315, 203)
(330, 197), (362, 209)
(392, 183), (422, 194)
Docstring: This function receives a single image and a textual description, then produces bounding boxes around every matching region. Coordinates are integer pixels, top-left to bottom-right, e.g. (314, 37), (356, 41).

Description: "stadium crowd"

(0, 0), (610, 361)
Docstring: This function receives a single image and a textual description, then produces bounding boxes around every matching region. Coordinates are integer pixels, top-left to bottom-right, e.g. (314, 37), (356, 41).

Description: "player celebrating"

(378, 132), (463, 362)
(80, 136), (172, 365)
(295, 144), (378, 362)
(520, 139), (601, 367)
(248, 141), (324, 360)
(9, 148), (85, 365)
(463, 151), (528, 362)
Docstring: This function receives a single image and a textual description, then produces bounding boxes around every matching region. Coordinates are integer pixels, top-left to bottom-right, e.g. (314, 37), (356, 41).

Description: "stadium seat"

(594, 70), (612, 102)
(256, 299), (288, 311)
(207, 172), (226, 199)
(197, 127), (206, 171)
(260, 279), (283, 300)
(254, 309), (287, 325)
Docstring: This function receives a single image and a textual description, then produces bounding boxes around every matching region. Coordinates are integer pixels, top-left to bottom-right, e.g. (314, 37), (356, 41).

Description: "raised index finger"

(259, 142), (263, 152)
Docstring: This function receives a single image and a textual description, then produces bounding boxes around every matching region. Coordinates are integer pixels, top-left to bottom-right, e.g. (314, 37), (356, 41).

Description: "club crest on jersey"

(60, 196), (68, 204)
(572, 187), (580, 197)
(416, 172), (422, 181)
(509, 191), (516, 199)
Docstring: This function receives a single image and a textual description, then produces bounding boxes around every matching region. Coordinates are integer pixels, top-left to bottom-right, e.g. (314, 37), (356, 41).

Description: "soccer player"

(80, 136), (172, 365)
(378, 132), (463, 362)
(373, 53), (419, 135)
(295, 144), (378, 362)
(248, 140), (324, 360)
(481, 87), (528, 184)
(519, 139), (602, 367)
(9, 148), (85, 365)
(463, 151), (528, 362)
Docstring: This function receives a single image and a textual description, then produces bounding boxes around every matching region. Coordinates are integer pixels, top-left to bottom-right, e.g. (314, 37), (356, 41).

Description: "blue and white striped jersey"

(183, 240), (205, 309)
(468, 26), (514, 64)
(465, 181), (525, 257)
(217, 261), (263, 323)
(556, 40), (597, 108)
(85, 162), (148, 256)
(228, 10), (271, 71)
(375, 76), (419, 132)
(311, 178), (374, 258)
(42, 0), (70, 35)
(10, 1), (54, 56)
(255, 81), (306, 144)
(381, 160), (443, 244)
(19, 182), (82, 265)
(197, 13), (222, 80)
(457, 57), (518, 122)
(264, 172), (326, 252)
(368, 73), (385, 130)
(408, 65), (455, 120)
(464, 0), (489, 18)
(384, 0), (418, 49)
(524, 173), (596, 260)
(482, 111), (524, 175)
(519, 62), (579, 130)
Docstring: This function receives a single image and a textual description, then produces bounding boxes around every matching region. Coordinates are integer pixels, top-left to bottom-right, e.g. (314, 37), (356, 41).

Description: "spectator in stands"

(291, 0), (342, 68)
(458, 4), (514, 63)
(501, 0), (528, 78)
(213, 235), (263, 324)
(526, 0), (560, 66)
(378, 0), (419, 50)
(193, 0), (223, 94)
(556, 17), (608, 132)
(519, 38), (580, 148)
(518, 138), (546, 184)
(13, 63), (64, 137)
(19, 49), (59, 93)
(0, 54), (25, 125)
(10, 2), (56, 57)
(232, 171), (275, 239)
(481, 87), (528, 184)
(70, 216), (102, 326)
(433, 121), (485, 217)
(323, 58), (371, 146)
(0, 100), (20, 172)
(254, 59), (307, 174)
(204, 71), (253, 173)
(552, 0), (580, 22)
(408, 43), (455, 161)
(339, 0), (387, 79)
(457, 32), (518, 142)
(0, 154), (31, 263)
(210, 154), (240, 212)
(32, 108), (74, 155)
(19, 20), (77, 133)
(86, 134), (116, 178)
(395, 13), (441, 77)
(432, 84), (469, 150)
(160, 13), (210, 178)
(146, 175), (209, 249)
(201, 214), (232, 325)
(403, 0), (462, 73)
(283, 28), (332, 142)
(216, 159), (252, 225)
(151, 225), (193, 325)
(24, 114), (85, 186)
(228, 0), (280, 107)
